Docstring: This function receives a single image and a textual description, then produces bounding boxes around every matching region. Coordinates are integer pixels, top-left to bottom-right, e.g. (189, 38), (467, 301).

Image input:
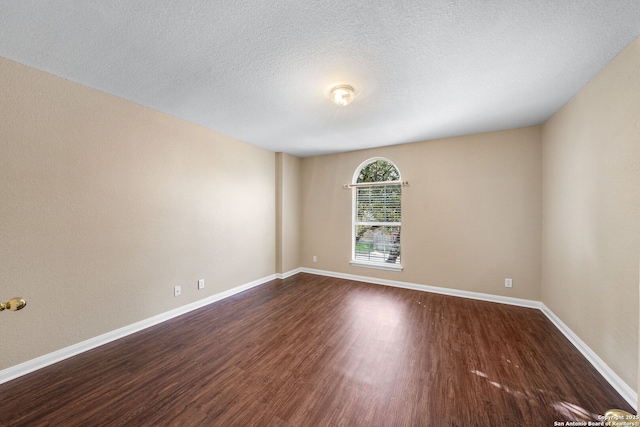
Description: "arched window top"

(353, 157), (401, 184)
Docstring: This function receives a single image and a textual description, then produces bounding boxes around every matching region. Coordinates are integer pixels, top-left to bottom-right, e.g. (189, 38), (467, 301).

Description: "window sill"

(350, 260), (403, 272)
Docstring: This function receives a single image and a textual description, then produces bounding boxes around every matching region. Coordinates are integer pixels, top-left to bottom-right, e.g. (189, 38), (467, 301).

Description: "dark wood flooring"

(0, 273), (633, 426)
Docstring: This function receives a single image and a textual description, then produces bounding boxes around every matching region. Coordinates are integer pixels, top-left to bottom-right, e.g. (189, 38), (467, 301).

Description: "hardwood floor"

(0, 273), (633, 426)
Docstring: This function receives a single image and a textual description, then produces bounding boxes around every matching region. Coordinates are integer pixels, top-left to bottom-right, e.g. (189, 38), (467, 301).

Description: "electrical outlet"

(174, 285), (181, 296)
(505, 278), (513, 288)
(313, 256), (317, 262)
(198, 279), (205, 290)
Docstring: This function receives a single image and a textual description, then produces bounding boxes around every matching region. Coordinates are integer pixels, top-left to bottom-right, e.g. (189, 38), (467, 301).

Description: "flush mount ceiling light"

(329, 84), (356, 106)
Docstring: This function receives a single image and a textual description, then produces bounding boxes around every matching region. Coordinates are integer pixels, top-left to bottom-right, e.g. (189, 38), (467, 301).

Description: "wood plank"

(0, 273), (633, 426)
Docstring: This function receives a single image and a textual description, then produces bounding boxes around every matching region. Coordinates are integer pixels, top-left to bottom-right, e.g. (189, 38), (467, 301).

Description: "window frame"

(350, 157), (403, 272)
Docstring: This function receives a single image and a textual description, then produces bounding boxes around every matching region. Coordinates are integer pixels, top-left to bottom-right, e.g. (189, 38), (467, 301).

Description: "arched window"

(351, 158), (402, 270)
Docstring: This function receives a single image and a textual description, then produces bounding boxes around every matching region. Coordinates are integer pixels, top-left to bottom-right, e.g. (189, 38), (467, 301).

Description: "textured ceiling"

(1, 1), (639, 157)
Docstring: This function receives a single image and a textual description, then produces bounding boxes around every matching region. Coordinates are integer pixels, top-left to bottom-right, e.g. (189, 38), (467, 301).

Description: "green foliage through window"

(357, 159), (400, 183)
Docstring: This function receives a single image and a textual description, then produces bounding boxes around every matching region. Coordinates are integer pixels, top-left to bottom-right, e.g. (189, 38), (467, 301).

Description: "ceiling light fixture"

(330, 85), (356, 106)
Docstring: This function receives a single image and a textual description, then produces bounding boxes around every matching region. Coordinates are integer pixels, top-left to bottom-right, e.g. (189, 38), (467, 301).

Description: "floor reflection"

(341, 292), (409, 387)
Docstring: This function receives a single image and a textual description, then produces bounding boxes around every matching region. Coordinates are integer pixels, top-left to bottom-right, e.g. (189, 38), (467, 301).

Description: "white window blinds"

(354, 183), (401, 265)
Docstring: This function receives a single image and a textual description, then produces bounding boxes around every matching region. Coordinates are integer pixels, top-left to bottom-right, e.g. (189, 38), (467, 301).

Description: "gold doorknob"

(0, 297), (27, 312)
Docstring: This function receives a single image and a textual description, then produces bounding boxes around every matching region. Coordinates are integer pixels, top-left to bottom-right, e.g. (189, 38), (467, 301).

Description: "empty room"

(1, 1), (639, 426)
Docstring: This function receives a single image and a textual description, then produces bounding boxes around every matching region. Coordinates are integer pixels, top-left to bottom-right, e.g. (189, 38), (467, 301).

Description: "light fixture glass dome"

(330, 85), (356, 106)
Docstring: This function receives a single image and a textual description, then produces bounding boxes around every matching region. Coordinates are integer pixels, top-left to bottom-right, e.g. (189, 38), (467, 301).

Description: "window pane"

(352, 158), (402, 267)
(357, 160), (400, 183)
(354, 225), (401, 264)
(356, 185), (401, 223)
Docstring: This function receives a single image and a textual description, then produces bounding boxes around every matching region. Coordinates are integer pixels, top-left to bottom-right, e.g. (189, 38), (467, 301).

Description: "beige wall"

(541, 38), (640, 390)
(0, 57), (276, 370)
(275, 153), (302, 274)
(300, 126), (542, 300)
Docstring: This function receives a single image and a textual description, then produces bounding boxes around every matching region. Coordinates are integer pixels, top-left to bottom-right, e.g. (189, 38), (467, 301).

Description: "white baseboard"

(301, 267), (542, 309)
(300, 267), (638, 410)
(2, 269), (636, 411)
(540, 304), (637, 410)
(0, 273), (275, 386)
(276, 268), (302, 279)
